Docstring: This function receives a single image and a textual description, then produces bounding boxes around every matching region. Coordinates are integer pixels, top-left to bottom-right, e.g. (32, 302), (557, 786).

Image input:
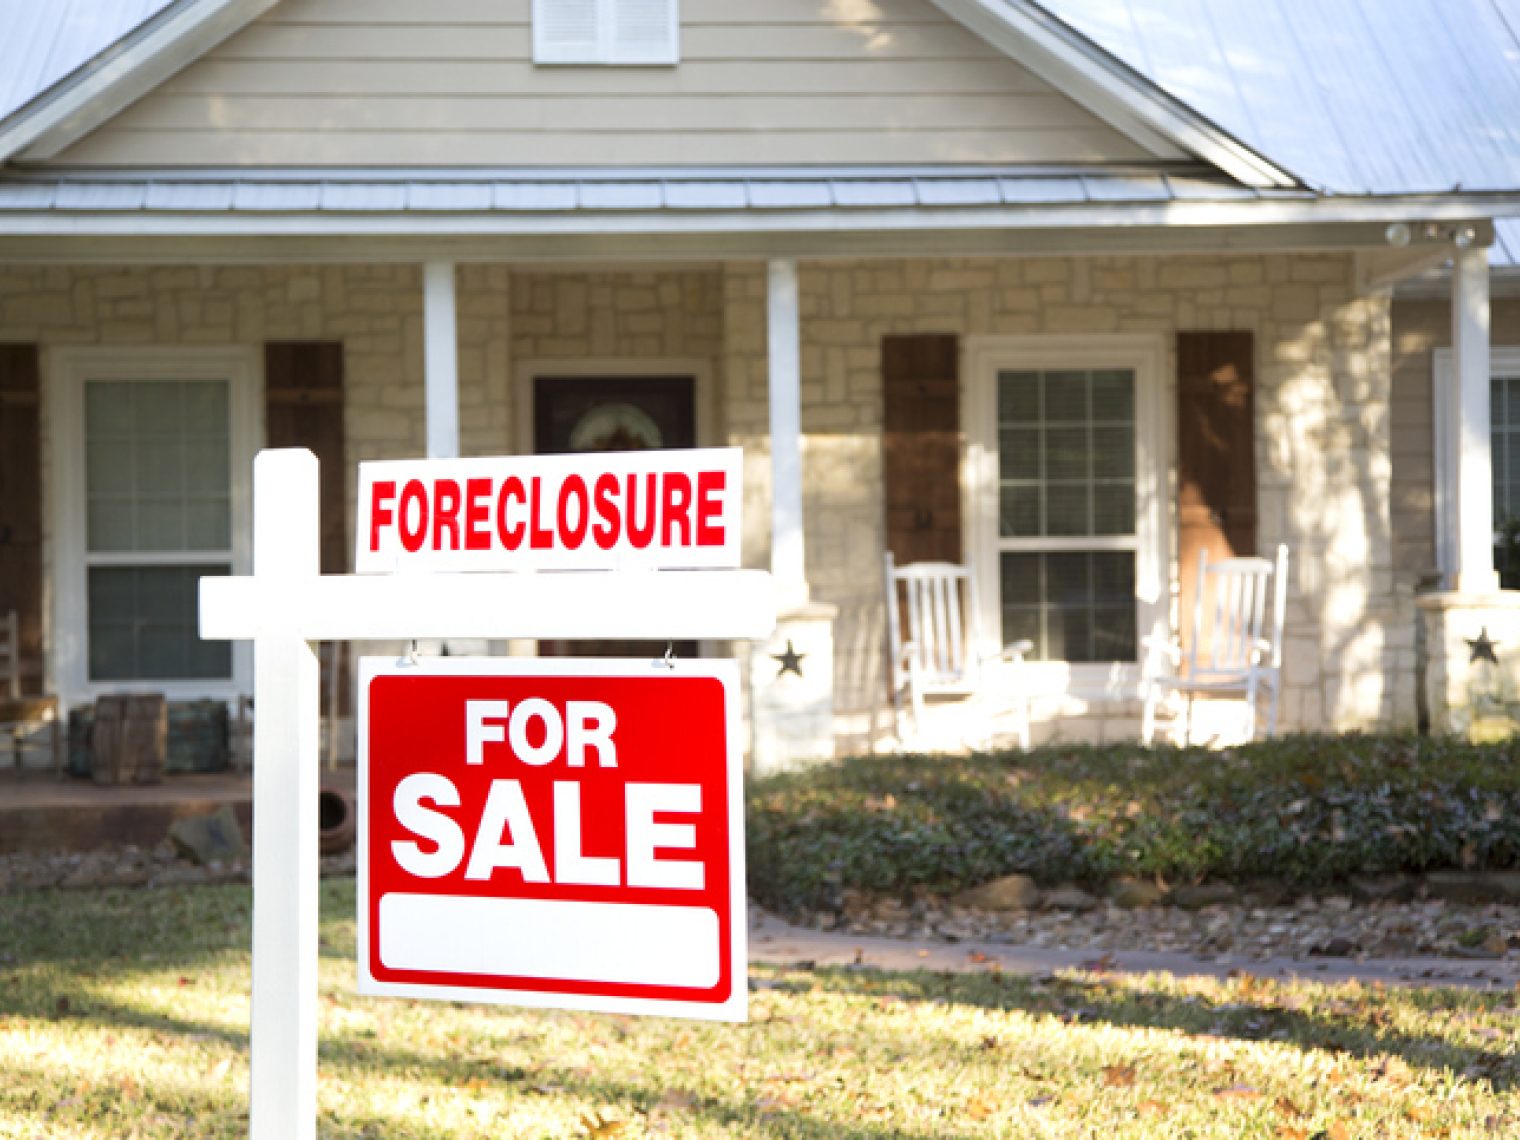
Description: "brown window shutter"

(1177, 330), (1257, 651)
(266, 343), (348, 719)
(882, 334), (962, 565)
(0, 345), (42, 695)
(264, 342), (347, 574)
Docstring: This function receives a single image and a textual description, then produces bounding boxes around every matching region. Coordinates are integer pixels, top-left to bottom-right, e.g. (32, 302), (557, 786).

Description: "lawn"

(1, 879), (1517, 1137)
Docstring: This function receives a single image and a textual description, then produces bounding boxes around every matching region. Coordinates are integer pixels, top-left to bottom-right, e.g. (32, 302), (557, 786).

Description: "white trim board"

(962, 333), (1170, 701)
(47, 344), (262, 707)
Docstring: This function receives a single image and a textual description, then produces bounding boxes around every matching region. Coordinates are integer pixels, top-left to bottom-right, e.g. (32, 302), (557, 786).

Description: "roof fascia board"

(0, 201), (1499, 243)
(0, 220), (1455, 265)
(927, 0), (1299, 190)
(0, 0), (282, 165)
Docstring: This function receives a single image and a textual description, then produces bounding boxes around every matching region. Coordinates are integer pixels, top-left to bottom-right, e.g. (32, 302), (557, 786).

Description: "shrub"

(745, 734), (1520, 917)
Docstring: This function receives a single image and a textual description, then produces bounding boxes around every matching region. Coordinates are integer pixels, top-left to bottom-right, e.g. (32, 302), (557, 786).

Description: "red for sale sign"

(357, 657), (746, 1022)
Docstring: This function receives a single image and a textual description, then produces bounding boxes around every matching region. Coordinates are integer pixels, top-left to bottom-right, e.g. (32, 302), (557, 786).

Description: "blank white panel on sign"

(378, 894), (720, 988)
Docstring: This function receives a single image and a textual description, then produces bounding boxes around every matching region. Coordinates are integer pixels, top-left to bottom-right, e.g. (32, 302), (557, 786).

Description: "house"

(0, 0), (1517, 772)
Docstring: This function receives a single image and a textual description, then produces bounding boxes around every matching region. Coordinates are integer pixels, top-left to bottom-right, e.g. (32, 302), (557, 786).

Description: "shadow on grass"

(793, 964), (1519, 1092)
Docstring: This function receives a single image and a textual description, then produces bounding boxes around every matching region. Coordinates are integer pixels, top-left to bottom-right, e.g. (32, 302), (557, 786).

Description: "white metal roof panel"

(831, 181), (919, 208)
(662, 182), (749, 210)
(320, 183), (407, 211)
(914, 178), (1004, 206)
(406, 182), (493, 211)
(0, 0), (175, 123)
(230, 182), (321, 211)
(1042, 0), (1520, 195)
(746, 182), (833, 210)
(492, 183), (578, 211)
(143, 181), (234, 210)
(53, 182), (144, 210)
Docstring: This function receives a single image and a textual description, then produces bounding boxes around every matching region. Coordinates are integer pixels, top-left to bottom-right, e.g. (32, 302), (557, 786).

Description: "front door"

(533, 375), (698, 659)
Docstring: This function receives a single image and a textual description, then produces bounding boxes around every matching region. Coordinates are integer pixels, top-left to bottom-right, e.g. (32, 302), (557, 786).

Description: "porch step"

(0, 772), (255, 855)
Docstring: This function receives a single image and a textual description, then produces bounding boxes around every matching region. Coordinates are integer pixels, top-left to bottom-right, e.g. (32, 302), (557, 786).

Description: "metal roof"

(0, 0), (177, 123)
(1040, 0), (1520, 196)
(0, 167), (1277, 214)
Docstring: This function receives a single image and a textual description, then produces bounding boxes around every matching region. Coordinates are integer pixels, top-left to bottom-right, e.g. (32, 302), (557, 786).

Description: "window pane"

(998, 371), (1039, 421)
(998, 427), (1039, 481)
(1000, 551), (1135, 663)
(1045, 427), (1088, 481)
(1044, 484), (1089, 536)
(1092, 425), (1133, 477)
(86, 379), (231, 555)
(1090, 370), (1134, 421)
(999, 484), (1040, 538)
(88, 565), (231, 681)
(1093, 482), (1135, 535)
(1043, 371), (1087, 421)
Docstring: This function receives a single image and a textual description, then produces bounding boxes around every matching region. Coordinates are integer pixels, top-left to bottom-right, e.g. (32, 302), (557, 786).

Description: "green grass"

(747, 735), (1520, 915)
(2, 879), (1519, 1137)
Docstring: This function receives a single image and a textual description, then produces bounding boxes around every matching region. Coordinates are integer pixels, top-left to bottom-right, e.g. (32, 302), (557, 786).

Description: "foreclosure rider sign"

(357, 448), (742, 572)
(359, 656), (746, 1021)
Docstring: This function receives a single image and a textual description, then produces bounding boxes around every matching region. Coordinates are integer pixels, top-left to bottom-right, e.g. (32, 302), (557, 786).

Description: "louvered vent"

(534, 0), (678, 64)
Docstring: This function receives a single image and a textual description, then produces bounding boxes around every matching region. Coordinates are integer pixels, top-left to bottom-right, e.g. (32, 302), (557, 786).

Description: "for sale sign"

(357, 656), (746, 1022)
(355, 448), (742, 574)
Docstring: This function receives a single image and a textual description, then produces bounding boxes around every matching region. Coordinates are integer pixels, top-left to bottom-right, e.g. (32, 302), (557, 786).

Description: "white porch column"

(1450, 243), (1499, 593)
(767, 258), (806, 609)
(424, 260), (460, 459)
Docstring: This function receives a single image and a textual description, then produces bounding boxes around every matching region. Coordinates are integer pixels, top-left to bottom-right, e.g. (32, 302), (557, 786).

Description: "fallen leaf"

(979, 1035), (999, 1051)
(1276, 1127), (1309, 1140)
(1103, 1064), (1136, 1087)
(119, 1076), (140, 1101)
(1275, 1096), (1304, 1118)
(966, 1093), (996, 1121)
(1326, 1122), (1351, 1140)
(578, 1110), (628, 1137)
(1214, 1084), (1262, 1100)
(1137, 1099), (1168, 1116)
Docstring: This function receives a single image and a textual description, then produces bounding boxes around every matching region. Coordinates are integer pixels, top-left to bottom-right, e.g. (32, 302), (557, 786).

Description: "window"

(1433, 347), (1520, 587)
(52, 349), (257, 700)
(533, 0), (679, 65)
(1492, 368), (1520, 587)
(967, 337), (1166, 682)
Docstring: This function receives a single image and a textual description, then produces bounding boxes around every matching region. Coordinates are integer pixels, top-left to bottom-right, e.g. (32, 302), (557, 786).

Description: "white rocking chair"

(1141, 544), (1288, 746)
(884, 553), (1033, 750)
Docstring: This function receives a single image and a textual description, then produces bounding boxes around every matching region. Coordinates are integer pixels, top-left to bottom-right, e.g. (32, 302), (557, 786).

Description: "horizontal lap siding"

(51, 0), (1158, 167)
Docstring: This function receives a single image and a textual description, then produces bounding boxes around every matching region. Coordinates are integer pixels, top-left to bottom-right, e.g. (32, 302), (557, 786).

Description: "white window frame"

(49, 346), (261, 706)
(533, 0), (680, 65)
(964, 334), (1169, 700)
(1433, 346), (1520, 581)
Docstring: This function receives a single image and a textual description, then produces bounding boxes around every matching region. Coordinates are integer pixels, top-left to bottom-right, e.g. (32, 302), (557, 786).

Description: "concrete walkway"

(748, 908), (1520, 990)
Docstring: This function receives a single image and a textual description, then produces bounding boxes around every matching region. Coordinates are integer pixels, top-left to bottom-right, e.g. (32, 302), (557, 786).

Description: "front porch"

(1, 239), (1509, 770)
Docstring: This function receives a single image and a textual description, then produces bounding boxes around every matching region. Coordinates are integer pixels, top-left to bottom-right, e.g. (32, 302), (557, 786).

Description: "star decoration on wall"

(772, 639), (806, 678)
(1467, 627), (1500, 664)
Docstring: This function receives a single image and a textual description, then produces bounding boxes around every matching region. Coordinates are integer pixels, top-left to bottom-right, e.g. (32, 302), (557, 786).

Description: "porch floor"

(0, 769), (354, 855)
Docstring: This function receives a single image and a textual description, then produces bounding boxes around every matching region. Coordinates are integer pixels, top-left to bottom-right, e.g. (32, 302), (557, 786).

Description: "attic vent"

(534, 0), (679, 65)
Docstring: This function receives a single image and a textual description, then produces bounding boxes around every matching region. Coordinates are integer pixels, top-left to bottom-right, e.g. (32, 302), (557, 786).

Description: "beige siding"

(50, 0), (1164, 167)
(1388, 297), (1520, 585)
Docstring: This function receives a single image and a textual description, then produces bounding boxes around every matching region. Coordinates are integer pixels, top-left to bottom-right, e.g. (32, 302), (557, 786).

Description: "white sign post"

(200, 447), (774, 1139)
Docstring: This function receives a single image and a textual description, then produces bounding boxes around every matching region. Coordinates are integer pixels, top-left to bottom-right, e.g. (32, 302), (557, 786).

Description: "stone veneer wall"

(720, 255), (1409, 750)
(1, 255), (1410, 750)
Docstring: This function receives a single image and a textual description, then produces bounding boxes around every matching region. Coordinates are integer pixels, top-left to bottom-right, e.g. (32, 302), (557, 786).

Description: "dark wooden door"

(533, 375), (697, 660)
(1177, 331), (1257, 656)
(0, 345), (42, 695)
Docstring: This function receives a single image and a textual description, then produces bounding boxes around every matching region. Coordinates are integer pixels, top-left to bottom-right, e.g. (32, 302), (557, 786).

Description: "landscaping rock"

(1349, 875), (1416, 903)
(1310, 935), (1359, 957)
(1240, 878), (1291, 906)
(168, 806), (247, 866)
(1173, 883), (1238, 910)
(1108, 878), (1166, 908)
(1485, 872), (1520, 902)
(957, 874), (1041, 912)
(1042, 885), (1098, 912)
(1424, 871), (1507, 904)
